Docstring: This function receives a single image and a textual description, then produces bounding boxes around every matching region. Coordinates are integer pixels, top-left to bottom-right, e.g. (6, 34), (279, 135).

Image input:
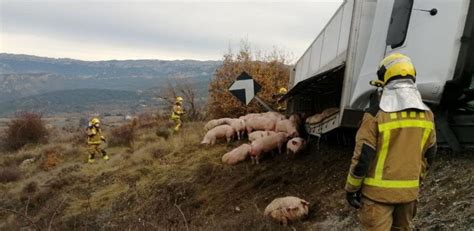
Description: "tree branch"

(0, 207), (41, 230)
(174, 199), (189, 231)
(48, 197), (66, 231)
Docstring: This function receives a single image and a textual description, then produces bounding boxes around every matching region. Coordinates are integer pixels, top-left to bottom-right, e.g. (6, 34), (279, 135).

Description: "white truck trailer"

(284, 0), (474, 151)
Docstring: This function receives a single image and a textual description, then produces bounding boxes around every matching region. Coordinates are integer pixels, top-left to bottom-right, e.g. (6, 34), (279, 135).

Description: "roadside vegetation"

(0, 112), (472, 230)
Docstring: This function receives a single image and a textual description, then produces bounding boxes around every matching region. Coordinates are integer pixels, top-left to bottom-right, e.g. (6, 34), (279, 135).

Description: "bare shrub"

(156, 127), (171, 140)
(2, 112), (49, 151)
(41, 152), (61, 171)
(0, 166), (21, 183)
(137, 113), (157, 129)
(40, 146), (64, 171)
(156, 76), (204, 121)
(109, 123), (135, 147)
(22, 181), (38, 194)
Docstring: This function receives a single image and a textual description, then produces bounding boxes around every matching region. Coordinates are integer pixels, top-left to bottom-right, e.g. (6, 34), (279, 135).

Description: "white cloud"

(0, 0), (343, 61)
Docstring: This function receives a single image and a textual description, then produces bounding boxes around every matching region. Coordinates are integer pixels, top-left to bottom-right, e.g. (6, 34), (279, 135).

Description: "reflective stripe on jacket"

(87, 127), (103, 145)
(345, 108), (436, 203)
(171, 105), (184, 119)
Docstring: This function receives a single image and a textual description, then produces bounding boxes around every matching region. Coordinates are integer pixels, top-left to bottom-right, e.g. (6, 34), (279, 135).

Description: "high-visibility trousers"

(359, 197), (417, 231)
(87, 144), (105, 159)
(171, 115), (182, 132)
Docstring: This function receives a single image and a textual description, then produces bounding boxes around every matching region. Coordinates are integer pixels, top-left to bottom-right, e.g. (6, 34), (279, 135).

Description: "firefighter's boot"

(101, 149), (109, 160)
(88, 154), (95, 164)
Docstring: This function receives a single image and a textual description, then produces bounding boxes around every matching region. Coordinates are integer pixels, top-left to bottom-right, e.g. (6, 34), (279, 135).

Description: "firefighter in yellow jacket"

(344, 53), (437, 230)
(275, 87), (288, 112)
(171, 97), (185, 132)
(86, 118), (108, 163)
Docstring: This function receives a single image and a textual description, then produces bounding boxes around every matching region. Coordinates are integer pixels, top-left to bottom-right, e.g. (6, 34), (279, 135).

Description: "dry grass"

(0, 120), (472, 230)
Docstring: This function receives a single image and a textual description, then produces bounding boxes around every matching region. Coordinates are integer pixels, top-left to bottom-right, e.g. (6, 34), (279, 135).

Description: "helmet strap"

(385, 75), (416, 85)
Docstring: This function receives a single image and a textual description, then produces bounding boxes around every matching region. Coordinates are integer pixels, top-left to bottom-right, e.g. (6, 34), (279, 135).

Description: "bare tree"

(155, 76), (201, 121)
(156, 79), (178, 106)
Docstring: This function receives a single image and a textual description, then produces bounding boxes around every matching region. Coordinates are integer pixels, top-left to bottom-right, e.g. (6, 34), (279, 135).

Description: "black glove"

(346, 191), (361, 209)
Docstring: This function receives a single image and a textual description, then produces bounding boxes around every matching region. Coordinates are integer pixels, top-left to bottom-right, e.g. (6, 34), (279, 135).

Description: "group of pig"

(201, 111), (307, 165)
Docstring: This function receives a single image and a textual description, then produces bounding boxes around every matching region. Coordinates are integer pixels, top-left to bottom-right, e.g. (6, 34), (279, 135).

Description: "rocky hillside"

(0, 53), (221, 115)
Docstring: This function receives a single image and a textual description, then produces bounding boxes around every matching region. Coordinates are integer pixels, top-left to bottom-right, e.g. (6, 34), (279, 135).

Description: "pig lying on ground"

(264, 196), (310, 226)
(229, 119), (246, 140)
(275, 119), (299, 138)
(250, 132), (288, 164)
(248, 131), (277, 142)
(201, 125), (234, 145)
(222, 144), (251, 165)
(246, 116), (276, 134)
(286, 137), (306, 158)
(204, 118), (232, 131)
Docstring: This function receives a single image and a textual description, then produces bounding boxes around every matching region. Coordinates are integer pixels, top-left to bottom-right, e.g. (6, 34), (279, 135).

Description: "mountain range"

(0, 53), (221, 116)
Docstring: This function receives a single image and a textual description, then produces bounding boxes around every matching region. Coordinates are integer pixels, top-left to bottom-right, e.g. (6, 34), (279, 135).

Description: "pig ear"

(291, 140), (297, 145)
(301, 201), (310, 206)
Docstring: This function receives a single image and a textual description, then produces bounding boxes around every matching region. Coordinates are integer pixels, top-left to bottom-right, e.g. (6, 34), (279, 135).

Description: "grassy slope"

(0, 122), (472, 230)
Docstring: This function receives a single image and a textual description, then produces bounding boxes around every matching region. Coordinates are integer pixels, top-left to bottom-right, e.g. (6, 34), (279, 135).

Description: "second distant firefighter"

(171, 96), (185, 132)
(275, 87), (288, 112)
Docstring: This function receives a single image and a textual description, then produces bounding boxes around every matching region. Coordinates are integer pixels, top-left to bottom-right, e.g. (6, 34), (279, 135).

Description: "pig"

(245, 116), (276, 134)
(248, 131), (277, 142)
(204, 118), (232, 131)
(289, 113), (302, 126)
(221, 144), (251, 165)
(286, 137), (306, 158)
(229, 119), (246, 140)
(261, 111), (285, 123)
(306, 113), (323, 124)
(305, 108), (340, 124)
(239, 113), (262, 122)
(249, 132), (288, 164)
(264, 196), (310, 226)
(201, 125), (235, 145)
(275, 119), (299, 138)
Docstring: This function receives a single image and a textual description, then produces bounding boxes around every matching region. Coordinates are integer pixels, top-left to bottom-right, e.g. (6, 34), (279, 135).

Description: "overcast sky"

(0, 0), (343, 61)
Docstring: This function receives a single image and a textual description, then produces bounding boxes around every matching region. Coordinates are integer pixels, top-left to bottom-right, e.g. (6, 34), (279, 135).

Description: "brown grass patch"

(0, 166), (21, 183)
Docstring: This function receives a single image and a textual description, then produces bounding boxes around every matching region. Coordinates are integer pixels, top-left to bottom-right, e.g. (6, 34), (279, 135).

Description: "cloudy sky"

(0, 0), (343, 61)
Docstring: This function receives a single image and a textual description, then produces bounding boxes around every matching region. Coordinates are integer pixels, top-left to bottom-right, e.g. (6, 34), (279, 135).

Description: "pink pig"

(286, 137), (306, 158)
(264, 196), (310, 226)
(229, 119), (246, 140)
(248, 131), (277, 142)
(204, 118), (232, 131)
(275, 119), (299, 138)
(222, 144), (251, 165)
(201, 125), (235, 145)
(250, 132), (288, 164)
(245, 116), (276, 134)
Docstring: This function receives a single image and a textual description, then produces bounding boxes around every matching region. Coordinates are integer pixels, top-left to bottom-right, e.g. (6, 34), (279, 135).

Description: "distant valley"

(0, 53), (221, 116)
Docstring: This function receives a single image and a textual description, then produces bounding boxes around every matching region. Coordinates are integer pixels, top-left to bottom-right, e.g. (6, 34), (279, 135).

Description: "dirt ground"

(0, 122), (472, 230)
